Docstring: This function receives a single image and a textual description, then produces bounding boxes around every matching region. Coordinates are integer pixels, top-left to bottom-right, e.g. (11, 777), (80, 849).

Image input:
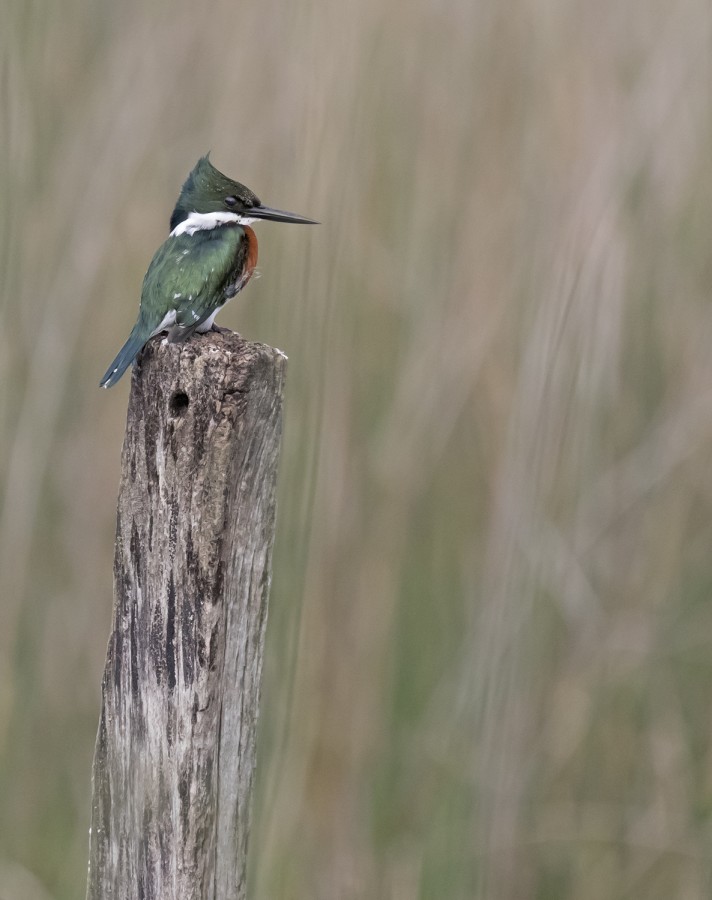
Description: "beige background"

(2, 1), (712, 898)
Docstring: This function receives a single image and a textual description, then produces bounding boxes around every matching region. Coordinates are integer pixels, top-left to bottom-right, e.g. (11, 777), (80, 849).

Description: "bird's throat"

(170, 210), (258, 237)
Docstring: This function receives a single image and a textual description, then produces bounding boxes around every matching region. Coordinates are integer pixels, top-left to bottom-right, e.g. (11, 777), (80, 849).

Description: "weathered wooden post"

(87, 331), (285, 900)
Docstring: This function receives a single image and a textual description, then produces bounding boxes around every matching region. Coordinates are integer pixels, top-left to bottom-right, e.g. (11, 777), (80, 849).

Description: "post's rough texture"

(87, 332), (286, 900)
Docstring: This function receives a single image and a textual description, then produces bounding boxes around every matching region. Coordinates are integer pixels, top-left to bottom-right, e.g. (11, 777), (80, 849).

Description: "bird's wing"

(137, 226), (247, 337)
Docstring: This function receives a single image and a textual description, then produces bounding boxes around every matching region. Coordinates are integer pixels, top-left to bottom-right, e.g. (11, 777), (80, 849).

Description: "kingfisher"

(100, 155), (317, 388)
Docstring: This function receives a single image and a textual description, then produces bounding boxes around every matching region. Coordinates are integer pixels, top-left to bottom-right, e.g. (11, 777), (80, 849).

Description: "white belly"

(195, 306), (224, 332)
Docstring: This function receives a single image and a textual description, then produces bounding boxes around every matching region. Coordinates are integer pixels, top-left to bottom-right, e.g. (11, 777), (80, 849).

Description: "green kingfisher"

(100, 155), (317, 388)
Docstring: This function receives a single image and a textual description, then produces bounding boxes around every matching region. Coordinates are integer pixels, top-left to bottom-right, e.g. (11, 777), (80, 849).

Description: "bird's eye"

(225, 196), (237, 207)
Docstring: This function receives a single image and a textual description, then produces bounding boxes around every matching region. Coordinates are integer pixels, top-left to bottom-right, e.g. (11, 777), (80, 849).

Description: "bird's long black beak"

(250, 204), (318, 224)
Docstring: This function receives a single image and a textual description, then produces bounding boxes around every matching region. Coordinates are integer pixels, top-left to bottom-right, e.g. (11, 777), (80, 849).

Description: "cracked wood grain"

(87, 331), (286, 900)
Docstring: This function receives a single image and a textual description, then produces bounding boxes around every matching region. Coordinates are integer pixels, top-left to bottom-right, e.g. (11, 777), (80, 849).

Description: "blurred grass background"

(2, 0), (712, 897)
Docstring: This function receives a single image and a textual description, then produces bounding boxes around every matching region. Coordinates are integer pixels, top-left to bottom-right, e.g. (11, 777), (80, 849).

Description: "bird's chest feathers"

(180, 222), (258, 296)
(239, 225), (258, 287)
(213, 224), (257, 299)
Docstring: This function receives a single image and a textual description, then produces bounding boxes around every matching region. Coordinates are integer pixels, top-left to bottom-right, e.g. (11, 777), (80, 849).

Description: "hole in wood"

(169, 391), (189, 416)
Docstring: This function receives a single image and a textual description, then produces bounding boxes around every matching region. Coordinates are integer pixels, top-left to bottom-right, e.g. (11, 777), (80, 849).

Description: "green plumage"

(101, 155), (316, 388)
(140, 225), (247, 332)
(100, 224), (249, 388)
(169, 156), (260, 232)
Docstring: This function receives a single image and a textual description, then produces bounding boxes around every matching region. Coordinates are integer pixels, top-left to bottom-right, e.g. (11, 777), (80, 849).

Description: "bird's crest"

(169, 156), (260, 231)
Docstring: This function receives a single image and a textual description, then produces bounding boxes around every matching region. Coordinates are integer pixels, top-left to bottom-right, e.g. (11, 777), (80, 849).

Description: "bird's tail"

(100, 327), (146, 388)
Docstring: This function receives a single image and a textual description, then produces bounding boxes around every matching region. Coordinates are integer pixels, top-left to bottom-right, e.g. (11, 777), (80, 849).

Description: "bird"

(100, 155), (317, 388)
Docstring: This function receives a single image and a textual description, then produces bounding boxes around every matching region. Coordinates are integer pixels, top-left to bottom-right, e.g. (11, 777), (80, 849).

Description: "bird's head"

(170, 155), (317, 232)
